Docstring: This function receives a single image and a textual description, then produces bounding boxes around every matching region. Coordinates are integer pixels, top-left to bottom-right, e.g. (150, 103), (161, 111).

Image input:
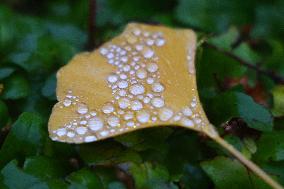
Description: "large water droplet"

(129, 84), (145, 95)
(107, 116), (120, 127)
(84, 135), (97, 142)
(136, 69), (147, 79)
(63, 98), (72, 107)
(118, 98), (130, 109)
(151, 97), (165, 108)
(181, 118), (194, 127)
(107, 74), (118, 83)
(76, 126), (87, 135)
(56, 128), (66, 136)
(152, 82), (164, 93)
(143, 48), (154, 59)
(88, 117), (103, 131)
(159, 107), (173, 121)
(77, 104), (88, 114)
(131, 100), (143, 111)
(118, 80), (128, 89)
(102, 103), (114, 114)
(136, 110), (150, 123)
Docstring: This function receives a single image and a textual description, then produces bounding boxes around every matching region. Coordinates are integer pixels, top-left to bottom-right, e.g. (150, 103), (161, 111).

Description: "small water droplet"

(155, 38), (165, 46)
(67, 132), (75, 138)
(136, 69), (147, 79)
(118, 98), (130, 109)
(84, 136), (97, 142)
(126, 121), (135, 127)
(107, 116), (120, 127)
(63, 98), (72, 107)
(100, 48), (108, 55)
(136, 44), (144, 51)
(80, 120), (87, 125)
(182, 107), (192, 116)
(77, 104), (88, 114)
(76, 127), (87, 135)
(124, 112), (134, 120)
(100, 130), (109, 137)
(146, 63), (158, 73)
(133, 29), (141, 36)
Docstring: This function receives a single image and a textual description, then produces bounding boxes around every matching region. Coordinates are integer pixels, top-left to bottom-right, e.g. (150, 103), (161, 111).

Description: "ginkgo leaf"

(48, 23), (283, 189)
(48, 23), (217, 143)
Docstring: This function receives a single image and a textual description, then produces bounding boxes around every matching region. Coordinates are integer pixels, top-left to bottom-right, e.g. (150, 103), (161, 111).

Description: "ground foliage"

(0, 0), (284, 188)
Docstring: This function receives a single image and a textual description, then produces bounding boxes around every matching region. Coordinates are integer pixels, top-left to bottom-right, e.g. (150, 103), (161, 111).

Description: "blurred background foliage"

(0, 0), (284, 188)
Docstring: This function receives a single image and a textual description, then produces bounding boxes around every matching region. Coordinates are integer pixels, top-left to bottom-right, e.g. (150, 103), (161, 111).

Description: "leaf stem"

(213, 136), (283, 189)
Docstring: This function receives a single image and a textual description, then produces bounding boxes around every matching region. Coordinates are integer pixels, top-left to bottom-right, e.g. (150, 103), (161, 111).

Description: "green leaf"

(23, 156), (70, 180)
(1, 160), (49, 189)
(129, 162), (178, 189)
(252, 1), (284, 39)
(115, 127), (173, 151)
(208, 27), (239, 51)
(108, 182), (127, 189)
(0, 112), (47, 168)
(0, 68), (14, 80)
(1, 74), (29, 99)
(272, 85), (284, 117)
(206, 91), (273, 131)
(233, 43), (261, 64)
(197, 48), (246, 97)
(1, 160), (68, 189)
(254, 131), (284, 162)
(180, 164), (212, 189)
(79, 141), (141, 165)
(201, 156), (270, 189)
(165, 132), (204, 179)
(66, 168), (104, 189)
(175, 0), (254, 32)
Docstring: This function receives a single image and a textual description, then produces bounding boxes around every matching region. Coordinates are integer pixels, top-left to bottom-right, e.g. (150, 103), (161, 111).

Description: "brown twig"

(87, 0), (96, 50)
(204, 42), (284, 84)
